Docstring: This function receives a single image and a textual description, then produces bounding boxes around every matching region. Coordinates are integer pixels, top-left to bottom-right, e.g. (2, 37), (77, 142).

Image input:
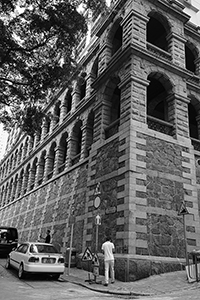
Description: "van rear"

(0, 227), (18, 257)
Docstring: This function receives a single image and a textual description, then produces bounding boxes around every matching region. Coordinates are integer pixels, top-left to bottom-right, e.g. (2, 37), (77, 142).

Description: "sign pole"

(68, 221), (74, 275)
(183, 214), (189, 266)
(178, 201), (189, 266)
(95, 223), (99, 253)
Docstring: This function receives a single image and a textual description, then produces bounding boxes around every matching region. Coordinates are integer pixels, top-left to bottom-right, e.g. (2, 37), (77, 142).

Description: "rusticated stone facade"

(1, 0), (200, 281)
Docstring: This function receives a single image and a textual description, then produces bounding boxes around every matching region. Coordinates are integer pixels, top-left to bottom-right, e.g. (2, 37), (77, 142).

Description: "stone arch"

(17, 169), (24, 198)
(91, 56), (99, 80)
(7, 177), (13, 204)
(107, 17), (123, 56)
(12, 173), (18, 201)
(85, 110), (95, 157)
(57, 131), (69, 173)
(147, 11), (171, 52)
(75, 72), (87, 103)
(147, 72), (174, 121)
(29, 157), (38, 191)
(63, 88), (72, 113)
(47, 141), (57, 180)
(0, 185), (5, 207)
(188, 96), (200, 139)
(23, 163), (30, 195)
(71, 119), (83, 165)
(103, 76), (121, 139)
(185, 41), (199, 74)
(37, 150), (46, 185)
(53, 100), (61, 126)
(4, 182), (9, 206)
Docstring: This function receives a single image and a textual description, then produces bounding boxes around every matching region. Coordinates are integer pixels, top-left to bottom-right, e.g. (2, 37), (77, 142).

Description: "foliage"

(0, 0), (108, 135)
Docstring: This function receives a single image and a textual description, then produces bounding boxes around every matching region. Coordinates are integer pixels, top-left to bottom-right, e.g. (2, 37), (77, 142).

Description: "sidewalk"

(60, 267), (200, 296)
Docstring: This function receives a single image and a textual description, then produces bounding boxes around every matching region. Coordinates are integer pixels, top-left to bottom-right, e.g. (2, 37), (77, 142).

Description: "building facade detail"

(1, 0), (200, 281)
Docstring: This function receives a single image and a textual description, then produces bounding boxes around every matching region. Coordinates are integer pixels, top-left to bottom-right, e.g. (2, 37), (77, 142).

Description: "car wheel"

(18, 263), (25, 279)
(5, 257), (11, 269)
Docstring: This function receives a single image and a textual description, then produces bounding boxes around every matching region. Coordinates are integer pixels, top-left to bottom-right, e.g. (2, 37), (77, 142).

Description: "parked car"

(5, 242), (65, 280)
(0, 227), (18, 257)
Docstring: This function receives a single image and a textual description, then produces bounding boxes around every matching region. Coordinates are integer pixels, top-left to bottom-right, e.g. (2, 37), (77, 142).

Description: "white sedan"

(5, 242), (65, 280)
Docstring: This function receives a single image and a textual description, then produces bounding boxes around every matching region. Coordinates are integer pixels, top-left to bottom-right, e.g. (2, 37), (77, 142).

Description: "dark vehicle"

(0, 227), (18, 257)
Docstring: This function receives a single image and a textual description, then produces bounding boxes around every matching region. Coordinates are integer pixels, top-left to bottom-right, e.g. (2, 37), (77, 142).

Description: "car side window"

(17, 244), (28, 253)
(30, 244), (38, 253)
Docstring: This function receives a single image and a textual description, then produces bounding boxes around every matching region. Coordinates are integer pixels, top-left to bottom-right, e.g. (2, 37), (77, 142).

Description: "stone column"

(18, 146), (23, 165)
(27, 137), (34, 154)
(34, 132), (41, 148)
(167, 32), (186, 68)
(80, 123), (91, 159)
(21, 170), (29, 195)
(27, 166), (36, 191)
(60, 103), (68, 123)
(167, 94), (190, 138)
(10, 178), (18, 202)
(16, 175), (23, 198)
(41, 118), (48, 140)
(44, 155), (54, 181)
(196, 115), (200, 139)
(71, 83), (80, 112)
(195, 57), (200, 76)
(22, 141), (28, 159)
(98, 41), (112, 76)
(65, 136), (80, 167)
(65, 137), (71, 168)
(35, 160), (45, 186)
(119, 74), (149, 126)
(54, 146), (65, 175)
(121, 9), (148, 49)
(3, 186), (8, 206)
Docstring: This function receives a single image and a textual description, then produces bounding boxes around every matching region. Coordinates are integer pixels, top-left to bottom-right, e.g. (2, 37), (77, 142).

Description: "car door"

(11, 244), (29, 269)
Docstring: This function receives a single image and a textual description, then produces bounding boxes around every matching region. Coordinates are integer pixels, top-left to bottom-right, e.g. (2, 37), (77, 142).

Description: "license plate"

(42, 258), (55, 264)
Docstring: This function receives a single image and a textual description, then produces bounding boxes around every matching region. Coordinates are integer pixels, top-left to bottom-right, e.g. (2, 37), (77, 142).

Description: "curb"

(60, 276), (152, 297)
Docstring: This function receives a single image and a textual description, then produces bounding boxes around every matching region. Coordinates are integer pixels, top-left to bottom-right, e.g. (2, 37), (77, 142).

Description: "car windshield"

(30, 244), (59, 254)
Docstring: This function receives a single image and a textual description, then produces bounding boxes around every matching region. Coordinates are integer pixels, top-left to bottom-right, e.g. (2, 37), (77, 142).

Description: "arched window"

(188, 103), (198, 139)
(58, 132), (68, 173)
(38, 151), (46, 186)
(54, 101), (61, 126)
(29, 158), (38, 191)
(111, 25), (122, 56)
(185, 42), (198, 74)
(147, 73), (174, 136)
(12, 175), (18, 201)
(85, 111), (94, 157)
(23, 164), (30, 195)
(47, 142), (56, 180)
(147, 13), (170, 52)
(71, 120), (83, 165)
(17, 169), (24, 198)
(64, 89), (72, 113)
(103, 77), (121, 139)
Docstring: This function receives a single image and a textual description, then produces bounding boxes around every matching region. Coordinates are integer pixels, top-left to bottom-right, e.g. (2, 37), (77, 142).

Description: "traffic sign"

(92, 253), (99, 266)
(81, 247), (93, 261)
(178, 201), (189, 215)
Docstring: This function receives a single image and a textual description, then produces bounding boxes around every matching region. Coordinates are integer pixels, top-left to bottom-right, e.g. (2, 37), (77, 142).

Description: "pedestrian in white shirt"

(101, 236), (115, 286)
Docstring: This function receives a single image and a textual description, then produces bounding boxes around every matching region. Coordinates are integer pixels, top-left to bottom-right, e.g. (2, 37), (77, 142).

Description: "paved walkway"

(60, 267), (200, 296)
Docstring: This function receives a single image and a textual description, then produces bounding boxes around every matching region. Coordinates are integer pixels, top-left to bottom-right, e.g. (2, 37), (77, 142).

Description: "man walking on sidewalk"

(101, 235), (115, 286)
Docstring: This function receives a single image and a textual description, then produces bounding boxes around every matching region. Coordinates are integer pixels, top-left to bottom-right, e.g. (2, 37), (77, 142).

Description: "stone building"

(1, 0), (200, 281)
